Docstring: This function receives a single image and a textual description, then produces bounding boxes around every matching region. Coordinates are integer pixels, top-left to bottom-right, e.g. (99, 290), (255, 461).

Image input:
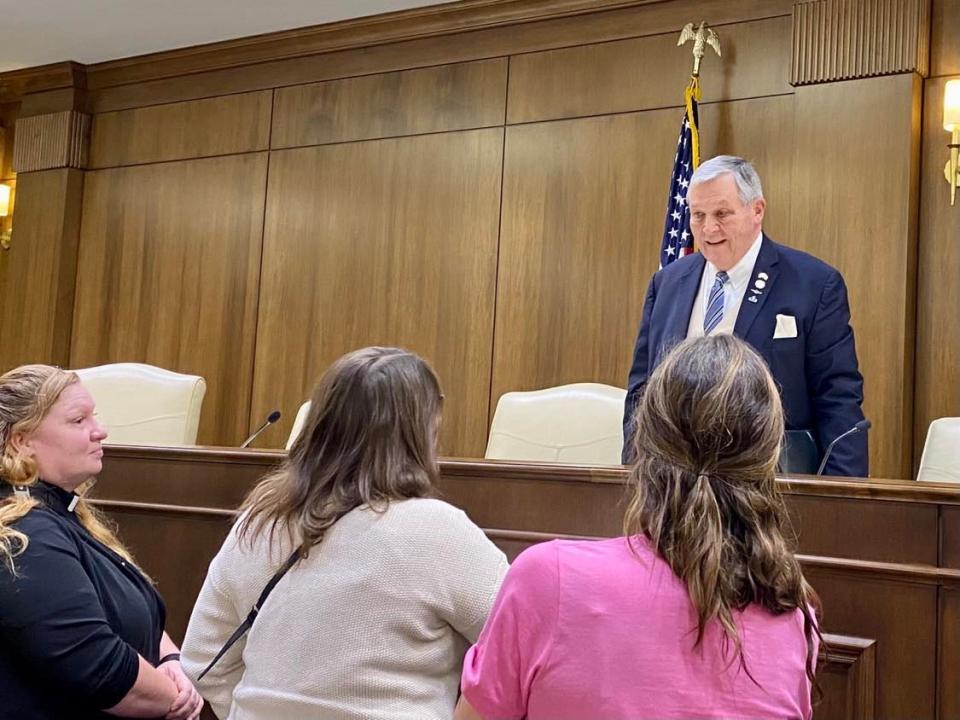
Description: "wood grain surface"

(250, 129), (503, 454)
(70, 154), (268, 446)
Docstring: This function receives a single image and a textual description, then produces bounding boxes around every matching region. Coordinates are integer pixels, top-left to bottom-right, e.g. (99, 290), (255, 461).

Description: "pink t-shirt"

(461, 537), (814, 720)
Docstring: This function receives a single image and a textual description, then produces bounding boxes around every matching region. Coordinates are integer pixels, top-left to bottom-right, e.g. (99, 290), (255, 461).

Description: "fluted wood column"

(791, 0), (931, 85)
(0, 69), (89, 371)
(788, 0), (928, 479)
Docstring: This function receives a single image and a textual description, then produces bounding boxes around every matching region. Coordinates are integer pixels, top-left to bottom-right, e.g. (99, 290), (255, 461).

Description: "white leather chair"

(485, 383), (627, 465)
(285, 400), (312, 450)
(917, 418), (960, 483)
(72, 363), (206, 446)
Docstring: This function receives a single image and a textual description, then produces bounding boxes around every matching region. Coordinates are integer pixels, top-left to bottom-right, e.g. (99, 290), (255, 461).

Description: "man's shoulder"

(653, 251), (703, 285)
(768, 237), (842, 281)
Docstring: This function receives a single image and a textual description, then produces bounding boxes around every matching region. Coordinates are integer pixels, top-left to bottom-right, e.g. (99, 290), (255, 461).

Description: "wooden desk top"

(101, 443), (960, 503)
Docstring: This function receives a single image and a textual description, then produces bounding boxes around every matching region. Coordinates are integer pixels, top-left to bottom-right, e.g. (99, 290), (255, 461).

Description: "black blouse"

(0, 481), (166, 719)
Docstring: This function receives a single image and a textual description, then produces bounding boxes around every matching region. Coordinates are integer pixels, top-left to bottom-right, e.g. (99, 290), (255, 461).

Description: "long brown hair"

(239, 347), (443, 554)
(623, 335), (820, 689)
(0, 364), (138, 572)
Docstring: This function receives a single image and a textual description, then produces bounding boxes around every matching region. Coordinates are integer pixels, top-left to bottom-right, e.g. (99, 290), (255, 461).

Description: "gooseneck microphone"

(816, 419), (871, 476)
(241, 410), (281, 448)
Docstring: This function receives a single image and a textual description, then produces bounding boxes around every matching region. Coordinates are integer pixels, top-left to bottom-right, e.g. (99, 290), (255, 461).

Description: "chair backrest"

(918, 418), (960, 483)
(72, 363), (206, 446)
(285, 400), (312, 450)
(485, 383), (627, 465)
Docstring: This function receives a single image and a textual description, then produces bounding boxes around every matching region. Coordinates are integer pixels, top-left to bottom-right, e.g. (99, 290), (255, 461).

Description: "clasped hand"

(159, 661), (203, 720)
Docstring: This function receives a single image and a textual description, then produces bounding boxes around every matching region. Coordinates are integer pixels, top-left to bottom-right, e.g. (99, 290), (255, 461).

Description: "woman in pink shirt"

(457, 334), (821, 720)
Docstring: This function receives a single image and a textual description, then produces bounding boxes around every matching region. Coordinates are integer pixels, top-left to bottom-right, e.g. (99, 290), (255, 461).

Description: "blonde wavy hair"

(0, 364), (137, 573)
(624, 335), (821, 692)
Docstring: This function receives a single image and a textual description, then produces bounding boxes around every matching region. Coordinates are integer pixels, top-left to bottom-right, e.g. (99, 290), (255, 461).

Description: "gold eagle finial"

(678, 21), (721, 76)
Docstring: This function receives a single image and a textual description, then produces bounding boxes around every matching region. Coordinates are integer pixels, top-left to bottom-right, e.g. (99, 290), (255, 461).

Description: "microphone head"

(267, 410), (281, 424)
(855, 419), (871, 431)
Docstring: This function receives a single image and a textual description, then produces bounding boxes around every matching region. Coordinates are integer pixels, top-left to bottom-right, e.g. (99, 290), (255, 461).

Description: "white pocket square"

(774, 314), (798, 339)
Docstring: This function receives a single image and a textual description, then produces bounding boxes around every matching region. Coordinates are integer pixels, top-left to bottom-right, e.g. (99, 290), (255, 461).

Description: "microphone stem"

(816, 428), (859, 476)
(241, 421), (270, 448)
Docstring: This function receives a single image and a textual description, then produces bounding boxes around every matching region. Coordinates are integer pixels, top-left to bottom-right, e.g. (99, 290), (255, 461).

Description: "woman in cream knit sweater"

(181, 347), (507, 720)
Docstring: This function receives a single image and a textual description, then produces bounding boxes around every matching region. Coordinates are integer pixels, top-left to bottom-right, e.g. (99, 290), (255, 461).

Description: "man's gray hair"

(689, 155), (764, 204)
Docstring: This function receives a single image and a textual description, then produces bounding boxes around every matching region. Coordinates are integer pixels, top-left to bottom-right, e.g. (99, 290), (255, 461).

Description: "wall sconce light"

(0, 183), (10, 250)
(946, 79), (960, 207)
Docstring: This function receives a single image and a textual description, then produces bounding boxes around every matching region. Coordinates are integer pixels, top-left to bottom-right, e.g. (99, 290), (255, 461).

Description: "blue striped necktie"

(703, 271), (729, 335)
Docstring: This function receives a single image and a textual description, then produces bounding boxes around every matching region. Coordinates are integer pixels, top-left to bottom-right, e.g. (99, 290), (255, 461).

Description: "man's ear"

(753, 197), (766, 224)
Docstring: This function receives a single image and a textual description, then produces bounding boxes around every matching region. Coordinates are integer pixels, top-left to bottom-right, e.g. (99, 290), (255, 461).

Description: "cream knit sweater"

(181, 498), (507, 720)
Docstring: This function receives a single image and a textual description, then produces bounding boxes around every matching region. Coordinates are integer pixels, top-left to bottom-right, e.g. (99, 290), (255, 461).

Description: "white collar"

(705, 231), (763, 290)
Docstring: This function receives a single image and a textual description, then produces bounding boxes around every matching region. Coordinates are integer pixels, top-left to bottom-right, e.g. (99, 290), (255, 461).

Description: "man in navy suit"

(622, 156), (867, 477)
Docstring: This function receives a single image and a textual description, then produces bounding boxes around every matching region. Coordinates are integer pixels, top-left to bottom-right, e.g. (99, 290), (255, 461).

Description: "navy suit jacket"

(622, 235), (868, 477)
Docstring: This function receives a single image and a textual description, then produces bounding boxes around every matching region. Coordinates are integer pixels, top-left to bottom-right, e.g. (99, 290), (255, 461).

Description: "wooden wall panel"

(271, 58), (507, 148)
(790, 74), (921, 479)
(0, 107), (16, 179)
(914, 75), (960, 470)
(943, 506), (960, 569)
(251, 129), (503, 455)
(815, 635), (876, 720)
(507, 15), (792, 124)
(491, 111), (672, 407)
(0, 0), (934, 479)
(86, 0), (791, 113)
(805, 568), (937, 719)
(491, 94), (794, 415)
(82, 0), (791, 92)
(88, 90), (271, 168)
(930, 0), (960, 77)
(70, 153), (267, 446)
(787, 495), (937, 565)
(17, 88), (86, 119)
(940, 587), (960, 720)
(696, 95), (795, 238)
(0, 169), (82, 371)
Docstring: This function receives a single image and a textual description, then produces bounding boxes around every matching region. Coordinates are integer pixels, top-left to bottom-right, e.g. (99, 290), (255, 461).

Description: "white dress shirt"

(687, 232), (763, 338)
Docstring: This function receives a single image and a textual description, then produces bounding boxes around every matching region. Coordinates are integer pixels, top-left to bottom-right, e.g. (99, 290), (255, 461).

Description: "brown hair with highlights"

(239, 347), (443, 554)
(624, 334), (821, 691)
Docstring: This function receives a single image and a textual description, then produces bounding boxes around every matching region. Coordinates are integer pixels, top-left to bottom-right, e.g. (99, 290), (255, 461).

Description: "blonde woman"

(182, 347), (507, 719)
(458, 335), (821, 720)
(0, 365), (202, 719)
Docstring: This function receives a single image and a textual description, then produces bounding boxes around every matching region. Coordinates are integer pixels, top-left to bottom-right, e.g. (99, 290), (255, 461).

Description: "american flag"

(659, 85), (700, 268)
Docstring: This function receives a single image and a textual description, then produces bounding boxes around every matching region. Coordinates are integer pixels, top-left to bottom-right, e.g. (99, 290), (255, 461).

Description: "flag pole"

(677, 20), (721, 172)
(674, 21), (720, 255)
(684, 76), (702, 171)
